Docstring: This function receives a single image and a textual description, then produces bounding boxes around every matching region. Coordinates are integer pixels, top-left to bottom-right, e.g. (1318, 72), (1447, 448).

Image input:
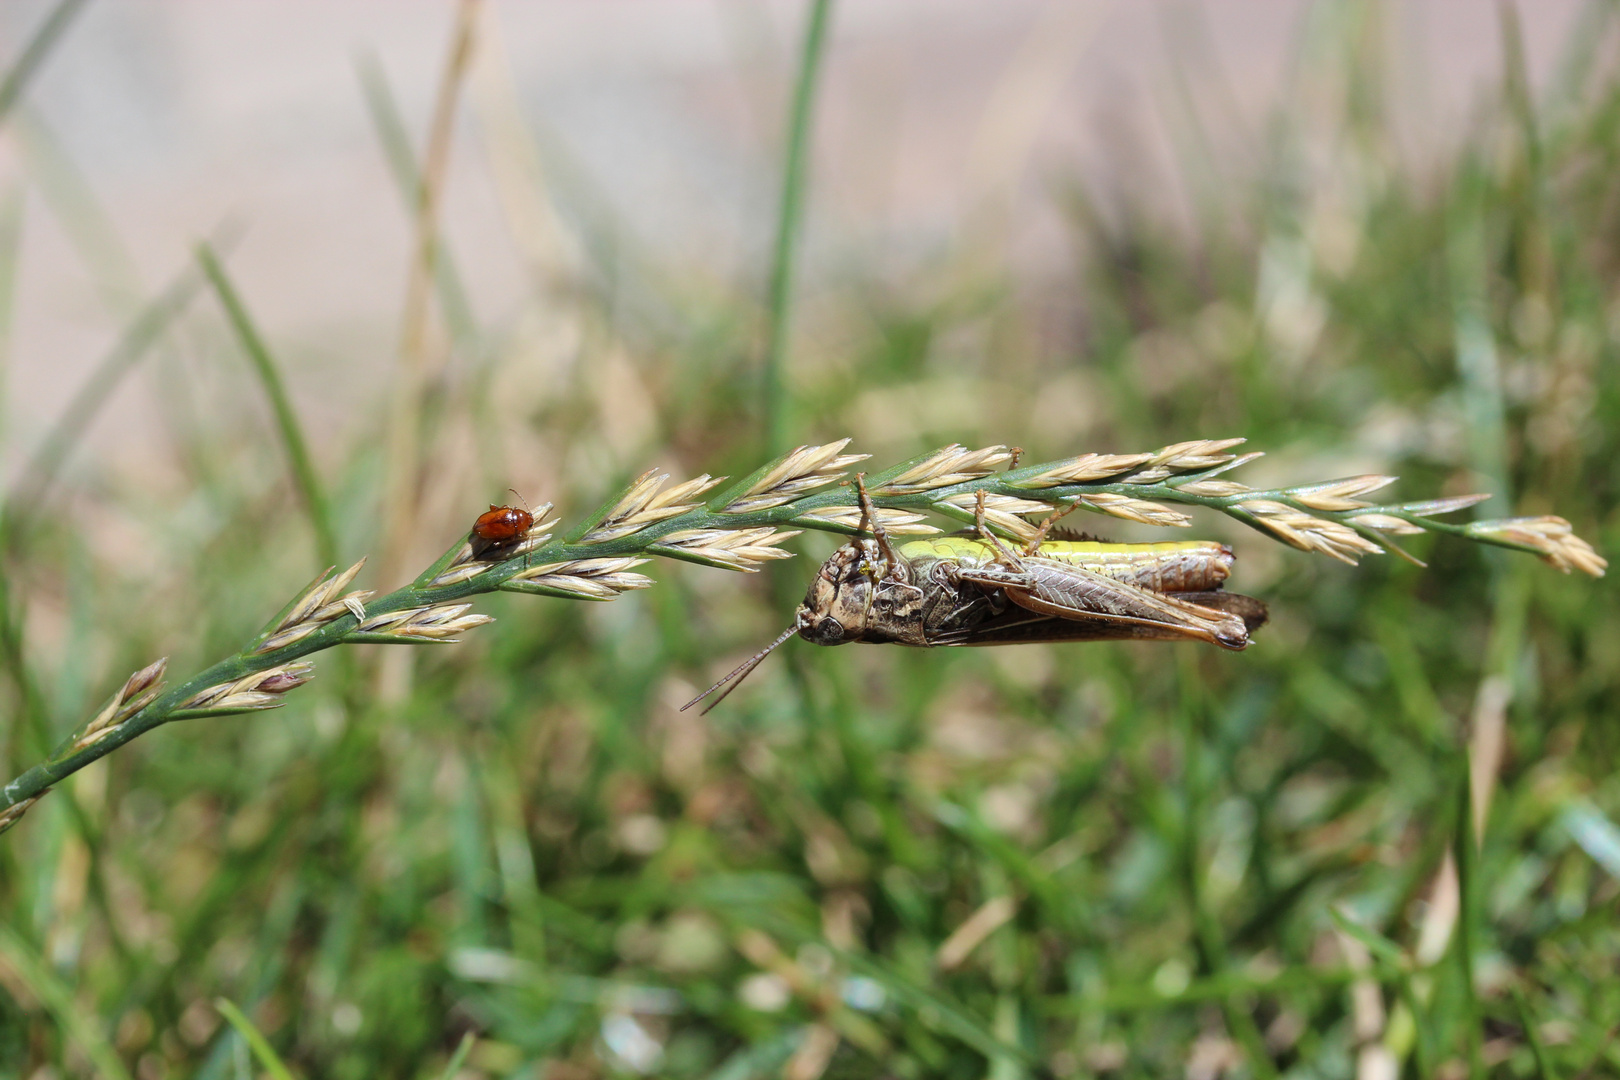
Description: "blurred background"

(0, 1), (1616, 1077)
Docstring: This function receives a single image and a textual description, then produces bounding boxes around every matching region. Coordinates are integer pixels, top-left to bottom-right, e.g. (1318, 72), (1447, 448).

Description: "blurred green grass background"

(0, 1), (1618, 1077)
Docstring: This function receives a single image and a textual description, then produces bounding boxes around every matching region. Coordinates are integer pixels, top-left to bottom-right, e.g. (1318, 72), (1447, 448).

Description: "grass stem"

(763, 0), (834, 455)
(198, 243), (338, 569)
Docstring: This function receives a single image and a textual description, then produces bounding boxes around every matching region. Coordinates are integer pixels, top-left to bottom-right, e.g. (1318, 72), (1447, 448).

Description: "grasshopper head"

(796, 541), (880, 646)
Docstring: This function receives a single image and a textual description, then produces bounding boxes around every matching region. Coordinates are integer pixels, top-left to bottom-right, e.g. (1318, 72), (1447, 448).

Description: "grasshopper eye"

(801, 616), (845, 645)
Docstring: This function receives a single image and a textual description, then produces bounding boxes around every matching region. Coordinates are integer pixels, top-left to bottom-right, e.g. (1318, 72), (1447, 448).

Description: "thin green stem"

(2, 261), (204, 539)
(198, 242), (338, 569)
(0, 0), (92, 128)
(763, 0), (834, 454)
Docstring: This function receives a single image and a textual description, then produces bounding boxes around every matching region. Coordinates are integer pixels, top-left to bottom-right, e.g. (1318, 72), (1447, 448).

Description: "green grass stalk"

(762, 0), (834, 454)
(198, 243), (338, 569)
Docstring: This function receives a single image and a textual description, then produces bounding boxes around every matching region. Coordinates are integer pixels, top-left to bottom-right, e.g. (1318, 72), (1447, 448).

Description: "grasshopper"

(684, 477), (1267, 712)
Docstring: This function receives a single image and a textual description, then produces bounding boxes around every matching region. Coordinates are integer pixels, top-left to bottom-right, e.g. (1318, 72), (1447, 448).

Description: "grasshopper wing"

(954, 557), (1258, 650)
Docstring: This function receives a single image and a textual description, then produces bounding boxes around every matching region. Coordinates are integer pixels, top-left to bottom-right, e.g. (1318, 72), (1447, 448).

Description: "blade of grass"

(0, 0), (91, 126)
(354, 48), (479, 353)
(14, 113), (144, 314)
(0, 184), (22, 453)
(438, 1032), (476, 1080)
(0, 922), (134, 1080)
(3, 259), (206, 539)
(1514, 986), (1559, 1080)
(762, 0), (834, 454)
(215, 997), (298, 1080)
(197, 242), (338, 569)
(1454, 761), (1483, 1080)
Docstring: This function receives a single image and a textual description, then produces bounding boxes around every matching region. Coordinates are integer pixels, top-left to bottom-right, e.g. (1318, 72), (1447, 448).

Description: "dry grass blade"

(722, 439), (868, 513)
(872, 444), (1013, 495)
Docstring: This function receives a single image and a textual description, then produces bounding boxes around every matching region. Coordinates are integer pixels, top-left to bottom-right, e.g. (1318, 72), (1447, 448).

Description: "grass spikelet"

(504, 557), (656, 600)
(649, 527), (801, 571)
(256, 558), (372, 653)
(1237, 500), (1386, 564)
(872, 444), (1012, 494)
(721, 439), (867, 513)
(1343, 513), (1426, 536)
(353, 603), (495, 641)
(1175, 479), (1253, 498)
(1148, 438), (1248, 470)
(1288, 475), (1400, 512)
(0, 794), (43, 836)
(180, 661), (316, 713)
(72, 657), (168, 750)
(936, 492), (1052, 541)
(792, 505), (938, 535)
(1013, 452), (1155, 488)
(1466, 516), (1609, 575)
(584, 472), (724, 543)
(1075, 493), (1194, 528)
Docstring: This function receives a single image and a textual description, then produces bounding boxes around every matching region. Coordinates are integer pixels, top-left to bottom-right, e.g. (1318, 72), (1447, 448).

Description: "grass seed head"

(792, 505), (938, 535)
(0, 793), (45, 836)
(1239, 500), (1386, 564)
(1343, 512), (1426, 536)
(938, 492), (1052, 542)
(872, 444), (1013, 495)
(722, 439), (868, 513)
(1176, 479), (1253, 498)
(1076, 493), (1194, 529)
(583, 472), (723, 543)
(1288, 475), (1400, 512)
(182, 661), (316, 711)
(258, 558), (374, 653)
(1467, 516), (1608, 576)
(654, 527), (801, 571)
(74, 658), (170, 750)
(1014, 452), (1156, 488)
(509, 557), (656, 599)
(1149, 438), (1248, 470)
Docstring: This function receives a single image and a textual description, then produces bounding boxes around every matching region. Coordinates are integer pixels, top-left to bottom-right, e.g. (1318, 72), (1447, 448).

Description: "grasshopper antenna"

(681, 620), (801, 714)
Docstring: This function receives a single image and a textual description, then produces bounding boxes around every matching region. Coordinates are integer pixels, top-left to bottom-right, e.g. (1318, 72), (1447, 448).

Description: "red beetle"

(468, 501), (533, 560)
